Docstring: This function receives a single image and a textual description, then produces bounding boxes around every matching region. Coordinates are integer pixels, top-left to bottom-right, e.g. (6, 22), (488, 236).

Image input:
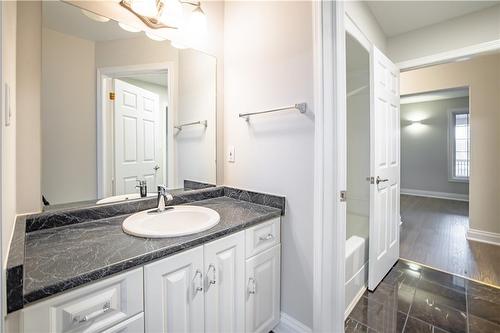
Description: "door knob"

(376, 176), (389, 185)
(153, 165), (160, 171)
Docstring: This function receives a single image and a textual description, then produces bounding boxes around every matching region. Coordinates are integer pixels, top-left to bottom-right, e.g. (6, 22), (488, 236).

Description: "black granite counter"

(6, 187), (285, 313)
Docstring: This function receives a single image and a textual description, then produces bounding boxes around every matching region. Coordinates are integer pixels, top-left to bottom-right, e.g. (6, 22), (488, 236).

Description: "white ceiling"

(366, 1), (500, 37)
(401, 88), (469, 105)
(42, 1), (140, 42)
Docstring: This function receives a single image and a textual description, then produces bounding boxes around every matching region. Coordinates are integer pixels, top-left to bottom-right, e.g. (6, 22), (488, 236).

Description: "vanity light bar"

(239, 102), (307, 121)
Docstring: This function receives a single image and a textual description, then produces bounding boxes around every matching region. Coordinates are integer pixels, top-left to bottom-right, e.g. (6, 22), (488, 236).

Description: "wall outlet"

(228, 146), (235, 163)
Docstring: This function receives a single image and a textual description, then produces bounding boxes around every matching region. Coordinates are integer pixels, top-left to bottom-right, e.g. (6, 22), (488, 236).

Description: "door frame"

(312, 1), (346, 332)
(96, 62), (176, 198)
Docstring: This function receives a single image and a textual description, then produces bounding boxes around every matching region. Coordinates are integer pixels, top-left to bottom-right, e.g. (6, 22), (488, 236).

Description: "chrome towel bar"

(239, 102), (307, 120)
(174, 120), (207, 130)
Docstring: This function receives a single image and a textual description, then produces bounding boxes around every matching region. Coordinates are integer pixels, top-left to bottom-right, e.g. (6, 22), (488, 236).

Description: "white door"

(204, 231), (245, 333)
(368, 46), (400, 291)
(245, 245), (280, 333)
(144, 246), (205, 332)
(114, 79), (161, 195)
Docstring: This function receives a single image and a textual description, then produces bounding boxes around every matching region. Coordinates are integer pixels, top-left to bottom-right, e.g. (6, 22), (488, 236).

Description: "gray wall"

(401, 97), (469, 195)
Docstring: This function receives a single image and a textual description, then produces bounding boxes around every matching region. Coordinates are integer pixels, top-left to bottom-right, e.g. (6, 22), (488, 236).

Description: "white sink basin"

(97, 193), (156, 204)
(122, 206), (220, 238)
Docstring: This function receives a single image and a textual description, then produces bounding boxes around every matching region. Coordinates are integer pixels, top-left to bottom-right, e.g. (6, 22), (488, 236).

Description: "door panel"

(204, 232), (245, 333)
(114, 79), (161, 195)
(369, 46), (400, 291)
(144, 246), (204, 333)
(245, 245), (280, 333)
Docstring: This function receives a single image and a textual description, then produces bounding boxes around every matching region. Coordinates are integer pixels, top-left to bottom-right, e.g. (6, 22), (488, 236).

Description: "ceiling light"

(81, 9), (110, 23)
(130, 0), (158, 17)
(145, 30), (168, 41)
(159, 0), (184, 27)
(187, 4), (207, 37)
(118, 22), (142, 32)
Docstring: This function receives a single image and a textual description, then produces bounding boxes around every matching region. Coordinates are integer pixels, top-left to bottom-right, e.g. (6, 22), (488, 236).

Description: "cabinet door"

(204, 231), (245, 333)
(144, 246), (204, 333)
(245, 245), (281, 333)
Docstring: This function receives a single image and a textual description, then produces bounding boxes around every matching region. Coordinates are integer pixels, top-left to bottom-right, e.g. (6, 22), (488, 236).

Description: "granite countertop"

(7, 187), (285, 311)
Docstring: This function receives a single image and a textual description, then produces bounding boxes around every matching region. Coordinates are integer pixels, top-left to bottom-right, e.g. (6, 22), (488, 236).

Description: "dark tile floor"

(345, 259), (500, 333)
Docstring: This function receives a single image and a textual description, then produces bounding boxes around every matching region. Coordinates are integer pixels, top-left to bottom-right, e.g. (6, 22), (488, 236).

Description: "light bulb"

(145, 30), (167, 41)
(131, 0), (158, 17)
(159, 0), (183, 27)
(118, 22), (142, 33)
(188, 6), (207, 37)
(81, 9), (110, 22)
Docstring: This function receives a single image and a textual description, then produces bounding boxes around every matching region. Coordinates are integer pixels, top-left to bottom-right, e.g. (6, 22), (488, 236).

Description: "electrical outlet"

(228, 146), (235, 163)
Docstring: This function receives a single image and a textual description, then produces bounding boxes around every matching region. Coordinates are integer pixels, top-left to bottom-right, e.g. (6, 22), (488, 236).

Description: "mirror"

(40, 1), (216, 208)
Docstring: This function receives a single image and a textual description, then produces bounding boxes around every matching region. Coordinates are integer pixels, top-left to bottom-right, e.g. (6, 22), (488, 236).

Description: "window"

(449, 109), (470, 181)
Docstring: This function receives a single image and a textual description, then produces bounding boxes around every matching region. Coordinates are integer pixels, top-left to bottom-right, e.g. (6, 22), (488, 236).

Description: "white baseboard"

(345, 284), (366, 320)
(401, 188), (469, 202)
(466, 228), (500, 246)
(273, 312), (312, 333)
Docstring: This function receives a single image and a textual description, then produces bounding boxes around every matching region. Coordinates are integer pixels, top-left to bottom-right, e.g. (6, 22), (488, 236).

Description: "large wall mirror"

(41, 1), (217, 208)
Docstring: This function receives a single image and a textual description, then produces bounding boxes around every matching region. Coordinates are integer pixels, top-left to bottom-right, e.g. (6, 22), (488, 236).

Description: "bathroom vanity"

(7, 187), (284, 333)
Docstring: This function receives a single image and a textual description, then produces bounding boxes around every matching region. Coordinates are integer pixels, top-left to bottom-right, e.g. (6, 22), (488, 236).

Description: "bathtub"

(345, 213), (369, 318)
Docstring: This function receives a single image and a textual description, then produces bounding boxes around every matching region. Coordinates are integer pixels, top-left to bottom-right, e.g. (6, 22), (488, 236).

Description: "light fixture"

(118, 22), (142, 32)
(131, 0), (158, 17)
(119, 0), (207, 45)
(145, 30), (168, 41)
(159, 0), (184, 27)
(81, 9), (110, 23)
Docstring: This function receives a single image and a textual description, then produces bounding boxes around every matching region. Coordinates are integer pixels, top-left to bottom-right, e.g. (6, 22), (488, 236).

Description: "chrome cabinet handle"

(247, 277), (256, 295)
(207, 264), (216, 285)
(376, 176), (389, 185)
(73, 301), (111, 324)
(194, 270), (203, 292)
(259, 233), (274, 242)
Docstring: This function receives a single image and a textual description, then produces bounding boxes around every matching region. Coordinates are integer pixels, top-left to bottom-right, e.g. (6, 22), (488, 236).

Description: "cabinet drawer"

(22, 268), (143, 333)
(245, 218), (280, 258)
(101, 313), (144, 333)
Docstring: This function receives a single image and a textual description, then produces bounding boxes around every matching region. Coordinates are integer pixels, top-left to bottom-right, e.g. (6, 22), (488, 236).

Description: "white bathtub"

(345, 214), (369, 318)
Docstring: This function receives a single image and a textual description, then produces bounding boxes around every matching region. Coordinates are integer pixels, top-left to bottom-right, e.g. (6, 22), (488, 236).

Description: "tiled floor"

(346, 260), (500, 333)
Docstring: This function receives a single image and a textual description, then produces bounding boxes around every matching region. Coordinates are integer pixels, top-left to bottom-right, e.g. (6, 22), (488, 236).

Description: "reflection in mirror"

(40, 1), (216, 209)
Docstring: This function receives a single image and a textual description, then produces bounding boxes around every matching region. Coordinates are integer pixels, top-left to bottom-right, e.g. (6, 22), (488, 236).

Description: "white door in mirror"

(122, 206), (220, 238)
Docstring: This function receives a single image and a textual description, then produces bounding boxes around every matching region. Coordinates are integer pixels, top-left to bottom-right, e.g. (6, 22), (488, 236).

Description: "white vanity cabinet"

(144, 217), (281, 333)
(19, 218), (281, 333)
(21, 268), (144, 333)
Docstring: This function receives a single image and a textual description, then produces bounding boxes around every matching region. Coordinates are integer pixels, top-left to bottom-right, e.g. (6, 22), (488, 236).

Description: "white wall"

(387, 4), (500, 63)
(401, 53), (500, 234)
(345, 1), (387, 52)
(42, 28), (96, 205)
(401, 97), (470, 196)
(224, 1), (314, 327)
(2, 0), (17, 267)
(17, 1), (41, 214)
(176, 49), (216, 187)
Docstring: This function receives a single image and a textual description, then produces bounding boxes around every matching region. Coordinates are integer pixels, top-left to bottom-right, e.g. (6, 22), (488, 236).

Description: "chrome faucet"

(157, 185), (173, 212)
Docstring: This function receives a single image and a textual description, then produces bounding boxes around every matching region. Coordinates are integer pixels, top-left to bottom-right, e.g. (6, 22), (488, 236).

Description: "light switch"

(228, 146), (235, 163)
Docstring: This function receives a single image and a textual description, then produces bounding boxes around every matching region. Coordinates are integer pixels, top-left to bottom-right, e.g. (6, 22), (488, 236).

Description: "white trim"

(273, 312), (313, 333)
(96, 62), (175, 198)
(312, 1), (346, 332)
(397, 39), (500, 71)
(447, 107), (470, 183)
(345, 285), (366, 320)
(466, 228), (500, 246)
(401, 188), (469, 202)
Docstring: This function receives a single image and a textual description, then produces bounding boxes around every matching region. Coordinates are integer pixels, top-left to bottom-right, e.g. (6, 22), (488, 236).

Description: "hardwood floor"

(400, 194), (500, 287)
